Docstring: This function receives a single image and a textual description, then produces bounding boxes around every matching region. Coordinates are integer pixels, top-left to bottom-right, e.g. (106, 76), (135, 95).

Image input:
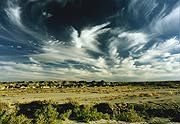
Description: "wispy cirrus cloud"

(0, 0), (179, 82)
(107, 30), (149, 65)
(118, 31), (148, 52)
(5, 0), (22, 27)
(138, 37), (180, 63)
(150, 4), (180, 37)
(28, 23), (111, 75)
(71, 22), (110, 52)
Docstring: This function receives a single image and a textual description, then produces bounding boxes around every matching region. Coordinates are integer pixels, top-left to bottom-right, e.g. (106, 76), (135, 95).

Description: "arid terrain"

(1, 81), (180, 124)
(1, 85), (180, 104)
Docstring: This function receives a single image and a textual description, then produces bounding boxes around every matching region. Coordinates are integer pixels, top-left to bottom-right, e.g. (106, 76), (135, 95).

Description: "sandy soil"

(1, 86), (180, 104)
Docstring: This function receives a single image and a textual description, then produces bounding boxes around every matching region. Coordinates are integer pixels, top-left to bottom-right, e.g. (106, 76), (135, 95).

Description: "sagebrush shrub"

(34, 104), (59, 124)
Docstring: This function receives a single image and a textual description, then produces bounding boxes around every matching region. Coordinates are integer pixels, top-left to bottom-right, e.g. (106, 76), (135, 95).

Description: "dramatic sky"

(0, 0), (180, 81)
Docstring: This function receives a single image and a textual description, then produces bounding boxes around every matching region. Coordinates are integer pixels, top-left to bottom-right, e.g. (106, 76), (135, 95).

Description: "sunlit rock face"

(0, 0), (179, 81)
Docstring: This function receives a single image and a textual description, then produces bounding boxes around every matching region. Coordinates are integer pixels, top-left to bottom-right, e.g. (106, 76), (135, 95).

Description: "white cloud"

(133, 37), (180, 79)
(5, 0), (23, 28)
(29, 57), (40, 64)
(108, 31), (149, 66)
(153, 37), (180, 52)
(0, 60), (111, 81)
(29, 23), (112, 72)
(71, 22), (110, 52)
(106, 36), (180, 81)
(139, 37), (180, 63)
(3, 0), (45, 41)
(0, 1), (180, 82)
(0, 61), (45, 81)
(31, 42), (109, 72)
(96, 57), (108, 69)
(128, 0), (179, 37)
(151, 5), (180, 35)
(34, 45), (95, 65)
(108, 46), (121, 65)
(128, 0), (159, 20)
(118, 32), (148, 51)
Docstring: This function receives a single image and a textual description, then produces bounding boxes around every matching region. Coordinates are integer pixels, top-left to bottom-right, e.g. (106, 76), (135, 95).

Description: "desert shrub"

(0, 113), (31, 124)
(133, 102), (180, 122)
(148, 117), (171, 124)
(93, 103), (113, 115)
(0, 111), (9, 124)
(170, 103), (180, 122)
(8, 114), (31, 124)
(17, 101), (49, 118)
(56, 101), (78, 114)
(115, 109), (144, 122)
(146, 107), (167, 117)
(144, 102), (180, 120)
(67, 99), (80, 107)
(133, 103), (175, 119)
(0, 102), (9, 123)
(171, 114), (180, 122)
(72, 105), (110, 122)
(171, 112), (180, 122)
(0, 102), (9, 112)
(3, 100), (180, 123)
(34, 104), (59, 124)
(133, 103), (152, 119)
(59, 110), (72, 121)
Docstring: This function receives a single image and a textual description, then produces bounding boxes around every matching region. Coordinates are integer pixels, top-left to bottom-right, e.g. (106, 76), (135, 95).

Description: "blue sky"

(0, 0), (180, 81)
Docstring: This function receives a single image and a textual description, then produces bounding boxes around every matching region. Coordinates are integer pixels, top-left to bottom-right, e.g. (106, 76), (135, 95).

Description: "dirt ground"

(1, 86), (180, 105)
(1, 85), (180, 124)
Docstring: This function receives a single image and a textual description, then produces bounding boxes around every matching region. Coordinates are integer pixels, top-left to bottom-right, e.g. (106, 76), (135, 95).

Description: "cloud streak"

(0, 0), (179, 81)
(71, 22), (110, 52)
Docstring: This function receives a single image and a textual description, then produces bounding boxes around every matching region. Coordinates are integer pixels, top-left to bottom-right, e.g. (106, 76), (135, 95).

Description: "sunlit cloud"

(0, 0), (179, 81)
(151, 5), (180, 36)
(5, 0), (22, 27)
(71, 22), (110, 52)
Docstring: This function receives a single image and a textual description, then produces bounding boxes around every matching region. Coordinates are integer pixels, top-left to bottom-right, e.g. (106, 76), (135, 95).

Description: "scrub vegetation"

(1, 81), (180, 123)
(1, 100), (180, 123)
